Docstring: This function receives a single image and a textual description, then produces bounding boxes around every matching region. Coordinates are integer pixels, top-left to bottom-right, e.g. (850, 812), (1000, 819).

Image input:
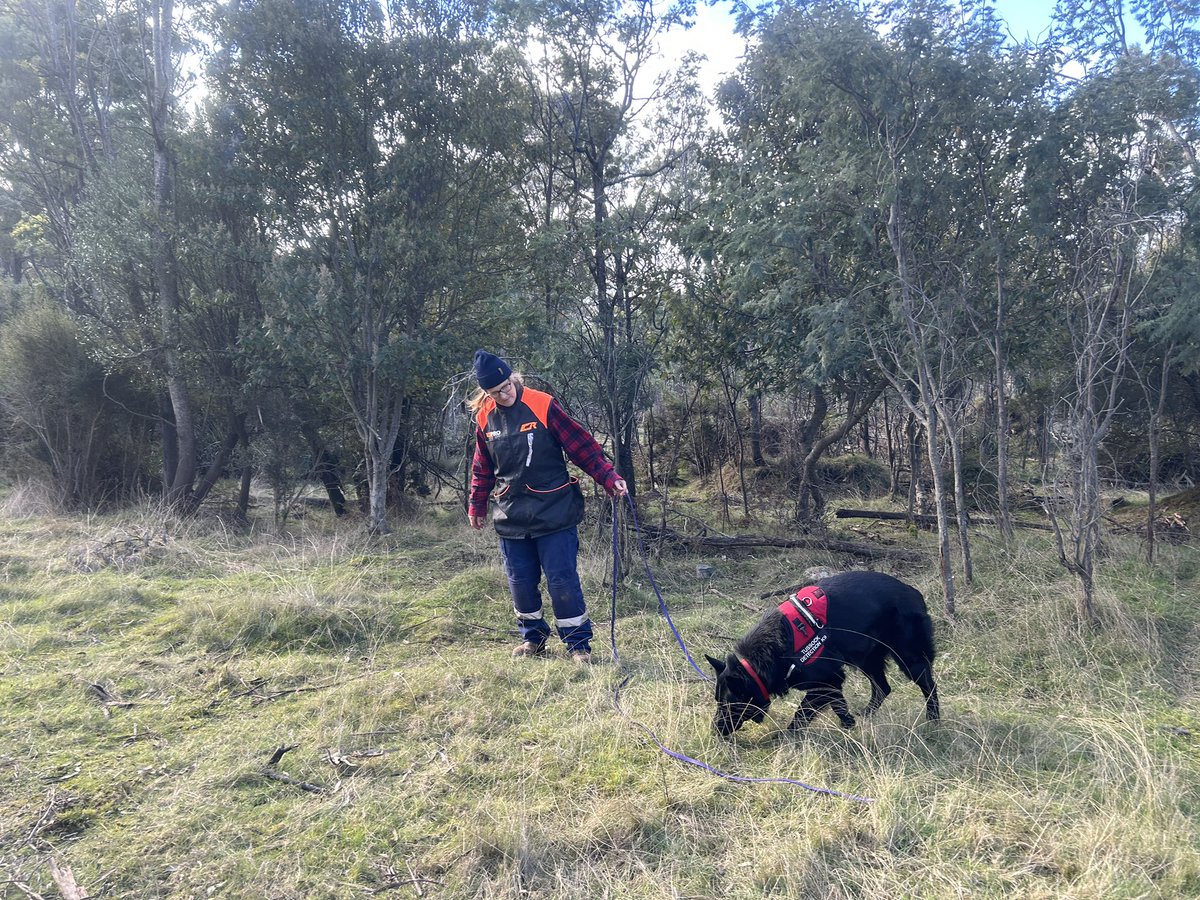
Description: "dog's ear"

(705, 653), (726, 675)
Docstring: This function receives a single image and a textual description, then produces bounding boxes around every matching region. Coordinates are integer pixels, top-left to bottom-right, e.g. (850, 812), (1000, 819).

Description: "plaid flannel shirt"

(469, 397), (618, 518)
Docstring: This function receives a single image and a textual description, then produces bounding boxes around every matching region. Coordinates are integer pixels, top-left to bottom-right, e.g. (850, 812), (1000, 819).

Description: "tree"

(211, 0), (528, 533)
(1039, 0), (1198, 621)
(518, 0), (703, 501)
(694, 0), (891, 523)
(0, 0), (219, 507)
(708, 0), (1033, 612)
(0, 302), (156, 507)
(1035, 63), (1173, 622)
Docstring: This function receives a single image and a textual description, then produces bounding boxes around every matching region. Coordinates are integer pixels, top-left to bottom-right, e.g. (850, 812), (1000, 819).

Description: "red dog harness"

(736, 585), (829, 704)
(780, 585), (829, 664)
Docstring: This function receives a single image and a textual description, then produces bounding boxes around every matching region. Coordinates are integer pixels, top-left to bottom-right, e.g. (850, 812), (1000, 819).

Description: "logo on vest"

(485, 430), (501, 439)
(520, 422), (538, 433)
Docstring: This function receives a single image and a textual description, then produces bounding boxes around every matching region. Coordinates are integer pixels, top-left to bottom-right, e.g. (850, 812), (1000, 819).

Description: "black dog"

(706, 571), (940, 736)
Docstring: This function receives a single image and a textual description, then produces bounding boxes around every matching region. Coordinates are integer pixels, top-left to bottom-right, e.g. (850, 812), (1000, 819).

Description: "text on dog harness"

(779, 585), (828, 665)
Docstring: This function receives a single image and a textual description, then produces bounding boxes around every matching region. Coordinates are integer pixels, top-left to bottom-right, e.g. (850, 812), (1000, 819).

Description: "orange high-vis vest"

(476, 388), (583, 539)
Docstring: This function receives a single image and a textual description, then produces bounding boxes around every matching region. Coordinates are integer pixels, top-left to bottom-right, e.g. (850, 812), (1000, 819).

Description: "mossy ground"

(1, 496), (1198, 898)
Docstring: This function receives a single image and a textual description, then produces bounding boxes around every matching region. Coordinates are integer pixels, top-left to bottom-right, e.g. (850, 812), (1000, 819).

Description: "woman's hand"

(468, 514), (487, 530)
(609, 477), (628, 497)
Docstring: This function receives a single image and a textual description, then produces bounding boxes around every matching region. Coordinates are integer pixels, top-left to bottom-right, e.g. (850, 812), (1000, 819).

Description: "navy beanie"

(474, 349), (513, 390)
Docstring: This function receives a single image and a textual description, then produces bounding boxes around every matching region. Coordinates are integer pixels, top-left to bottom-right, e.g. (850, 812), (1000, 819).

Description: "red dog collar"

(738, 656), (771, 705)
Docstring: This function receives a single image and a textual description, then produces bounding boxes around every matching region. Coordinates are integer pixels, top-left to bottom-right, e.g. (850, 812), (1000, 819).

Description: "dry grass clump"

(0, 479), (63, 519)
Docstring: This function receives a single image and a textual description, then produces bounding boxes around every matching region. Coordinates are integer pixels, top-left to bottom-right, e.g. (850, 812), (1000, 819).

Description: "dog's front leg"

(829, 691), (857, 728)
(788, 700), (819, 731)
(789, 690), (840, 730)
(790, 687), (856, 730)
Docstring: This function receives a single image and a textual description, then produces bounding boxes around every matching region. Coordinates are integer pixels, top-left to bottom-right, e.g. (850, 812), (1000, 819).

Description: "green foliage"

(0, 0), (1197, 545)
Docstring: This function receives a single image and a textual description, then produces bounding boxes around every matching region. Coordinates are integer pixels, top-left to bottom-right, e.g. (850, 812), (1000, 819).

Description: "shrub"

(0, 303), (156, 508)
(815, 453), (891, 496)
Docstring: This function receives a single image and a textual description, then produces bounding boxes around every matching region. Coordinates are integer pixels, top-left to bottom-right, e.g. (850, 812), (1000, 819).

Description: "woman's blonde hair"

(467, 372), (524, 415)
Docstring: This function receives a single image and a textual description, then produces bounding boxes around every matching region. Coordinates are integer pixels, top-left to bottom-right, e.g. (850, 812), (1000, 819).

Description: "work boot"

(569, 649), (592, 665)
(512, 640), (546, 658)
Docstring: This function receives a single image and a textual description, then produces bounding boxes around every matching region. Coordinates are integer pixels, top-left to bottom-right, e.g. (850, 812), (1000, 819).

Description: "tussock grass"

(1, 500), (1198, 898)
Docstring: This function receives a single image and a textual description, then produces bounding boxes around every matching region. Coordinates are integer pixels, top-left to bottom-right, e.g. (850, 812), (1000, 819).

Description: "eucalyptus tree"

(209, 0), (527, 533)
(863, 0), (1060, 601)
(1035, 0), (1198, 617)
(952, 45), (1058, 542)
(1054, 0), (1200, 63)
(705, 0), (1030, 611)
(141, 0), (198, 504)
(1124, 52), (1199, 564)
(1105, 26), (1200, 566)
(513, 0), (704, 500)
(0, 0), (215, 506)
(695, 2), (890, 524)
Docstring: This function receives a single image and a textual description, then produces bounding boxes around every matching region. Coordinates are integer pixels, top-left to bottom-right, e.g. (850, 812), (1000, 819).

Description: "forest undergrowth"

(1, 487), (1199, 899)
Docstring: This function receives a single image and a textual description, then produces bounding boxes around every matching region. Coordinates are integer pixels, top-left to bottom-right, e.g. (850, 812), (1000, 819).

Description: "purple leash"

(619, 494), (710, 679)
(606, 495), (875, 804)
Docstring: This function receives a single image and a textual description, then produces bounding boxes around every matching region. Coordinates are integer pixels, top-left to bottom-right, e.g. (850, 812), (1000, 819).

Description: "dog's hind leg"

(894, 641), (941, 722)
(829, 689), (856, 728)
(914, 669), (940, 721)
(896, 658), (940, 721)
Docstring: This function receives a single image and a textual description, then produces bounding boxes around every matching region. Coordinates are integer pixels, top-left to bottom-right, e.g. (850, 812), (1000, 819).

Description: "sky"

(660, 0), (1059, 98)
(990, 0), (1058, 42)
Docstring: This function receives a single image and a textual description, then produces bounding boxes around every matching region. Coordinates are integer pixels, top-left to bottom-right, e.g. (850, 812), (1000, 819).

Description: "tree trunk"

(298, 417), (347, 516)
(719, 373), (750, 519)
(148, 0), (195, 506)
(887, 188), (955, 616)
(190, 412), (244, 510)
(367, 450), (391, 535)
(924, 410), (957, 617)
(657, 384), (704, 543)
(884, 393), (900, 497)
(1145, 348), (1172, 565)
(363, 389), (405, 534)
(944, 419), (975, 584)
(237, 434), (253, 522)
(992, 273), (1015, 542)
(795, 384), (827, 519)
(800, 384), (884, 521)
(836, 507), (1052, 531)
(748, 392), (765, 467)
(906, 416), (920, 522)
(158, 391), (178, 492)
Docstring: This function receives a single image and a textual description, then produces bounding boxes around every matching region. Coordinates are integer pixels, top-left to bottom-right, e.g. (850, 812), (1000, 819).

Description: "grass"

(1, 495), (1199, 898)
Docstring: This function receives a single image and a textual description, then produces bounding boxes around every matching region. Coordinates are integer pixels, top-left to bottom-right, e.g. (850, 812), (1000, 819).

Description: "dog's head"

(706, 653), (770, 736)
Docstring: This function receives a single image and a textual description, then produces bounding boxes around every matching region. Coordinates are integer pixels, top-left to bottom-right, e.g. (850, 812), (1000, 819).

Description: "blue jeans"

(499, 527), (592, 652)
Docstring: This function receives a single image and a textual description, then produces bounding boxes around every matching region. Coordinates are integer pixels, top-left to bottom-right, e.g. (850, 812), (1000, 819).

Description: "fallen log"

(662, 531), (925, 563)
(834, 508), (1053, 532)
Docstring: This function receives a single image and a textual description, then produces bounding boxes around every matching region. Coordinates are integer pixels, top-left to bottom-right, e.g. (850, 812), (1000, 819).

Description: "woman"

(467, 349), (627, 664)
